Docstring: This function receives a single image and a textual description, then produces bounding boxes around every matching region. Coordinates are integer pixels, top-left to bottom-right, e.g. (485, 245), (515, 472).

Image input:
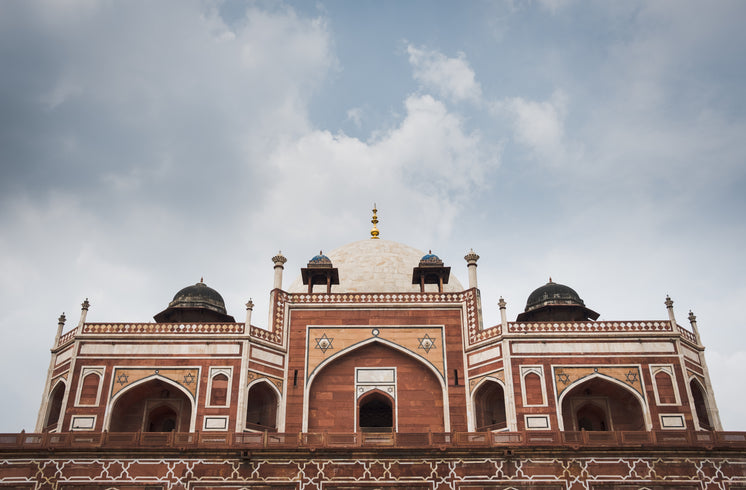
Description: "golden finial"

(370, 203), (380, 239)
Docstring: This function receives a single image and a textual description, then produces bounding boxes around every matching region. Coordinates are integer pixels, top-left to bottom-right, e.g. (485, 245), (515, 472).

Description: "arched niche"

(44, 380), (66, 432)
(107, 377), (193, 432)
(245, 380), (279, 432)
(472, 378), (506, 431)
(306, 340), (445, 433)
(689, 377), (712, 430)
(559, 374), (648, 431)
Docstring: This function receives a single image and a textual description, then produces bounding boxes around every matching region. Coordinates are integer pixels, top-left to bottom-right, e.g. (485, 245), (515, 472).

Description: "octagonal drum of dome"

(288, 239), (464, 293)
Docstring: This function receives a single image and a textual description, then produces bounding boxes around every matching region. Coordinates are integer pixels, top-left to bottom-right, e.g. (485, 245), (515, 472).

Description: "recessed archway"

(108, 378), (192, 432)
(43, 381), (66, 432)
(245, 380), (279, 431)
(690, 378), (712, 430)
(306, 341), (445, 433)
(473, 379), (506, 431)
(560, 375), (647, 431)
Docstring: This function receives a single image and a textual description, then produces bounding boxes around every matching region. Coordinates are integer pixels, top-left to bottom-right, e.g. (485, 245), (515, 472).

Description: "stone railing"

(56, 329), (77, 347)
(508, 320), (674, 335)
(288, 291), (469, 304)
(80, 323), (246, 335)
(1, 430), (744, 452)
(678, 325), (698, 344)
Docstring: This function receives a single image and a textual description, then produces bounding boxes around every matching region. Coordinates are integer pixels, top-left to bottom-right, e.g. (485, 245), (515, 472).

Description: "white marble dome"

(288, 239), (464, 293)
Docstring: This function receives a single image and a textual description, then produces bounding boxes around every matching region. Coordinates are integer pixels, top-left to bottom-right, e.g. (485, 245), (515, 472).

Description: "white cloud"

(496, 90), (571, 163)
(407, 45), (482, 103)
(346, 107), (363, 128)
(258, 94), (498, 244)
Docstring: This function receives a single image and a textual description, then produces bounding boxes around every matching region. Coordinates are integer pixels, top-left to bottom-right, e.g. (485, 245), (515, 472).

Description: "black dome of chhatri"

(516, 279), (599, 322)
(525, 280), (585, 311)
(169, 281), (227, 313)
(154, 279), (236, 323)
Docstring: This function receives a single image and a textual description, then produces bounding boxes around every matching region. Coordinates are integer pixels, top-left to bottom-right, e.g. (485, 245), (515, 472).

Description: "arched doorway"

(690, 378), (712, 430)
(43, 382), (66, 432)
(560, 376), (646, 431)
(473, 380), (506, 431)
(358, 391), (394, 432)
(575, 401), (608, 431)
(146, 404), (178, 432)
(108, 378), (192, 432)
(245, 381), (278, 431)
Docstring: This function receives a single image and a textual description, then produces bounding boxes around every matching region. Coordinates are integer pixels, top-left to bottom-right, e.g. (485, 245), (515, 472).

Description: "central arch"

(306, 341), (445, 433)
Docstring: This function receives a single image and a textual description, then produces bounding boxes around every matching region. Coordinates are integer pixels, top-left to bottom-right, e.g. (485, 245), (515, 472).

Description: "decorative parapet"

(288, 291), (469, 304)
(56, 329), (76, 348)
(470, 324), (502, 344)
(508, 320), (675, 335)
(678, 325), (698, 344)
(80, 323), (245, 335)
(250, 325), (283, 346)
(2, 430), (745, 451)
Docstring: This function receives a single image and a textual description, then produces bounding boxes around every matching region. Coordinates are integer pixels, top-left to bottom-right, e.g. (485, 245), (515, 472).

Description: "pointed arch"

(304, 339), (448, 432)
(358, 389), (395, 432)
(689, 376), (713, 430)
(104, 375), (196, 432)
(43, 379), (67, 432)
(557, 372), (651, 431)
(654, 370), (677, 405)
(77, 371), (103, 406)
(245, 379), (280, 432)
(209, 373), (229, 407)
(308, 336), (446, 386)
(471, 377), (507, 431)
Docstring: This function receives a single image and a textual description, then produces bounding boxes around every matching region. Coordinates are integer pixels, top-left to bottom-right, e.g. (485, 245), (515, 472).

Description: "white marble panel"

(79, 343), (240, 355)
(250, 346), (284, 366)
(469, 346), (501, 365)
(357, 368), (396, 383)
(512, 341), (675, 354)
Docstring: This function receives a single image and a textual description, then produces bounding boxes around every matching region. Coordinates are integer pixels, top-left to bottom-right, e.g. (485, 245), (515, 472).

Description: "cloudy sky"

(1, 0), (745, 432)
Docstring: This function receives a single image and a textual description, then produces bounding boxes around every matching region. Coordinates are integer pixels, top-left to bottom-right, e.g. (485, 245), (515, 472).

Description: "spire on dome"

(370, 204), (380, 239)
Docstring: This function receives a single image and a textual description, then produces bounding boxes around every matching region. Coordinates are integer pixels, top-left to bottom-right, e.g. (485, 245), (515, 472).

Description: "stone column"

(464, 249), (480, 289)
(665, 295), (677, 326)
(272, 252), (287, 290)
(245, 299), (254, 327)
(76, 298), (90, 332)
(54, 313), (66, 346)
(499, 297), (508, 329)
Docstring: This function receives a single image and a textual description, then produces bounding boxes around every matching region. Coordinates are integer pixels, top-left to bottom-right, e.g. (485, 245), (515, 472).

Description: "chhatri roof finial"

(370, 203), (380, 239)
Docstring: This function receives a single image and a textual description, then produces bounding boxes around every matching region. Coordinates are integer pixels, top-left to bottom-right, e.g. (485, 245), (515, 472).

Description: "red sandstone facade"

(2, 236), (744, 489)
